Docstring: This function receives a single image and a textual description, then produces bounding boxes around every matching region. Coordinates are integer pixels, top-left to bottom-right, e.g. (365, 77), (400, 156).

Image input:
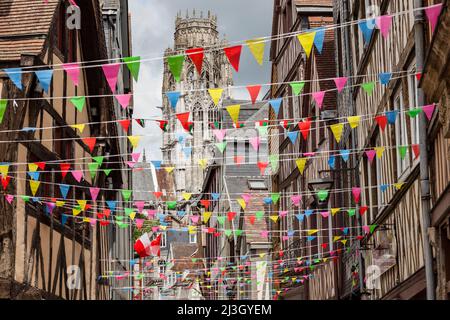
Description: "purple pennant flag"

(425, 4), (443, 33)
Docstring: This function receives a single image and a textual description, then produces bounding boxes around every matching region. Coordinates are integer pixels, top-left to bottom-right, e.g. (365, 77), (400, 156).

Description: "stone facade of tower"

(161, 10), (233, 194)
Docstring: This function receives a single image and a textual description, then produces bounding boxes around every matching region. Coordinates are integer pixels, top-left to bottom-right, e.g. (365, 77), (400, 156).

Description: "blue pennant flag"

(340, 149), (350, 162)
(182, 146), (192, 158)
(177, 210), (186, 218)
(21, 127), (37, 132)
(379, 72), (392, 85)
(106, 200), (117, 212)
(27, 171), (40, 180)
(166, 91), (181, 110)
(263, 197), (273, 205)
(287, 230), (295, 237)
(295, 214), (305, 222)
(31, 197), (40, 203)
(358, 19), (376, 44)
(328, 155), (336, 169)
(61, 215), (69, 226)
(380, 184), (389, 193)
(342, 227), (349, 235)
(212, 193), (220, 200)
(59, 184), (70, 199)
(4, 68), (23, 90)
(314, 28), (326, 54)
(269, 98), (282, 116)
(307, 236), (317, 242)
(129, 259), (138, 268)
(35, 69), (54, 93)
(304, 209), (314, 217)
(386, 110), (399, 124)
(177, 132), (186, 144)
(287, 131), (298, 144)
(152, 160), (162, 170)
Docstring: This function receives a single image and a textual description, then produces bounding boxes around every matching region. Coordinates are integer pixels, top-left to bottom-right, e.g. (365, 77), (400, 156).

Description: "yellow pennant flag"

(73, 208), (81, 216)
(203, 212), (212, 223)
(159, 225), (167, 231)
(297, 31), (316, 58)
(0, 164), (9, 177)
(347, 116), (361, 129)
(226, 104), (240, 124)
(56, 201), (65, 207)
(188, 225), (196, 234)
(30, 180), (40, 196)
(208, 88), (224, 106)
(375, 146), (385, 159)
(165, 167), (174, 174)
(333, 236), (342, 242)
(330, 123), (344, 143)
(331, 208), (341, 216)
(296, 158), (307, 175)
(341, 239), (348, 246)
(127, 135), (141, 149)
(394, 182), (405, 190)
(259, 253), (266, 258)
(83, 217), (90, 223)
(198, 159), (208, 170)
(70, 124), (85, 133)
(270, 215), (279, 223)
(307, 229), (319, 236)
(77, 200), (87, 211)
(129, 212), (136, 221)
(28, 163), (39, 172)
(182, 193), (192, 201)
(237, 198), (246, 210)
(246, 38), (265, 66)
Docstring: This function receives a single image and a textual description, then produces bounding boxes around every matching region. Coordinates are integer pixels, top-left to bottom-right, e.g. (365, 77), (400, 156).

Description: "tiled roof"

(0, 0), (58, 61)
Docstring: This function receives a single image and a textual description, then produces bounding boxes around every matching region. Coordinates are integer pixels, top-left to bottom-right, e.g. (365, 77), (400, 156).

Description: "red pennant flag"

(249, 215), (256, 225)
(279, 250), (284, 257)
(118, 119), (131, 132)
(2, 176), (10, 190)
(102, 209), (111, 217)
(100, 220), (110, 226)
(246, 85), (261, 104)
(176, 112), (191, 132)
(412, 144), (420, 159)
(356, 235), (364, 240)
(281, 120), (290, 129)
(60, 163), (71, 179)
(234, 156), (244, 166)
(227, 211), (236, 221)
(157, 120), (168, 132)
(257, 161), (268, 175)
(35, 162), (46, 170)
(359, 206), (368, 216)
(200, 199), (210, 210)
(82, 137), (97, 152)
(153, 191), (163, 199)
(416, 72), (422, 82)
(321, 243), (328, 249)
(135, 119), (145, 127)
(186, 48), (204, 75)
(224, 45), (242, 72)
(214, 232), (220, 237)
(375, 115), (388, 131)
(299, 119), (311, 140)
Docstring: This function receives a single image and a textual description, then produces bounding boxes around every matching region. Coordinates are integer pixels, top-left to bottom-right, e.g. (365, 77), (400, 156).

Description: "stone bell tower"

(161, 10), (233, 194)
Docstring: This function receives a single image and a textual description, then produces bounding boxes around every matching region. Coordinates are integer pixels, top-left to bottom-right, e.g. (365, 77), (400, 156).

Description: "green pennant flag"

(167, 55), (184, 82)
(115, 215), (125, 221)
(258, 126), (268, 137)
(370, 224), (378, 233)
(317, 190), (329, 202)
(125, 208), (135, 216)
(361, 82), (375, 96)
(135, 273), (144, 280)
(217, 216), (226, 225)
(290, 81), (305, 96)
(0, 99), (7, 124)
(235, 230), (243, 236)
(271, 193), (280, 204)
(167, 201), (177, 210)
(93, 156), (104, 166)
(215, 142), (227, 153)
(269, 154), (279, 172)
(407, 108), (422, 118)
(191, 258), (197, 263)
(347, 209), (356, 217)
(123, 56), (141, 81)
(122, 190), (132, 201)
(103, 169), (112, 176)
(70, 96), (86, 112)
(398, 146), (408, 160)
(224, 230), (232, 237)
(88, 162), (99, 179)
(21, 195), (30, 202)
(117, 221), (128, 228)
(255, 211), (264, 220)
(232, 266), (237, 271)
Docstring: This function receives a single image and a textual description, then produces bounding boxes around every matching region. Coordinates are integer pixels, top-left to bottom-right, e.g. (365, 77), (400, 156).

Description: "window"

(394, 91), (410, 177)
(189, 232), (197, 244)
(160, 232), (167, 248)
(158, 260), (166, 275)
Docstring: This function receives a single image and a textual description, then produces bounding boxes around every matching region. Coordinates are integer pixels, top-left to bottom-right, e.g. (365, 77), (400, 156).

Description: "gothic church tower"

(161, 10), (233, 193)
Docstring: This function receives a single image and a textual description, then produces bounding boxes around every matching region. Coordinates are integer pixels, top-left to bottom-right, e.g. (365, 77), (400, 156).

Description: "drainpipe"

(413, 0), (435, 300)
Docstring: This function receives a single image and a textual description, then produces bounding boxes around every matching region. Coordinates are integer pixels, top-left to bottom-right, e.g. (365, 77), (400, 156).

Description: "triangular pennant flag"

(425, 3), (443, 33)
(358, 19), (375, 43)
(122, 190), (132, 201)
(375, 146), (385, 159)
(246, 85), (261, 104)
(312, 91), (325, 109)
(203, 212), (212, 224)
(398, 146), (408, 160)
(213, 129), (227, 142)
(257, 162), (268, 175)
(35, 69), (53, 93)
(0, 100), (7, 124)
(128, 136), (141, 149)
(30, 180), (40, 196)
(287, 131), (298, 144)
(186, 48), (204, 74)
(352, 187), (361, 204)
(297, 32), (316, 58)
(271, 193), (280, 204)
(70, 124), (85, 134)
(269, 154), (279, 172)
(296, 158), (307, 175)
(59, 184), (70, 199)
(376, 15), (393, 38)
(246, 39), (265, 66)
(157, 120), (168, 132)
(71, 170), (83, 183)
(115, 94), (132, 109)
(379, 72), (392, 85)
(331, 208), (341, 216)
(375, 115), (388, 131)
(313, 28), (325, 53)
(62, 63), (80, 86)
(167, 55), (184, 82)
(250, 136), (260, 151)
(217, 216), (226, 225)
(198, 159), (208, 170)
(412, 144), (420, 159)
(317, 190), (329, 202)
(361, 82), (375, 95)
(407, 108), (422, 118)
(82, 137), (96, 153)
(227, 212), (236, 221)
(118, 119), (131, 132)
(299, 119), (311, 140)
(290, 81), (305, 96)
(88, 162), (99, 179)
(102, 63), (121, 93)
(166, 91), (181, 110)
(60, 163), (71, 179)
(269, 98), (282, 116)
(347, 116), (360, 129)
(4, 68), (23, 90)
(328, 155), (336, 169)
(237, 199), (246, 210)
(226, 105), (240, 124)
(215, 142), (227, 153)
(70, 96), (86, 112)
(330, 123), (344, 143)
(422, 104), (436, 121)
(90, 187), (100, 201)
(208, 88), (223, 106)
(334, 77), (348, 93)
(123, 56), (141, 81)
(103, 169), (112, 176)
(365, 150), (376, 164)
(164, 166), (174, 174)
(223, 45), (242, 72)
(270, 216), (279, 223)
(340, 149), (350, 162)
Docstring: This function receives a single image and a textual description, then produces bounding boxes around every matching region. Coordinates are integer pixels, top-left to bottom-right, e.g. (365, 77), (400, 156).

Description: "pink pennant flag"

(147, 210), (157, 218)
(241, 193), (252, 204)
(376, 15), (393, 38)
(422, 104), (436, 121)
(62, 63), (80, 87)
(132, 153), (141, 162)
(279, 211), (288, 217)
(260, 230), (269, 238)
(425, 4), (443, 33)
(151, 226), (159, 233)
(320, 211), (330, 218)
(102, 64), (121, 93)
(135, 219), (144, 230)
(90, 187), (100, 201)
(312, 91), (325, 109)
(134, 201), (145, 213)
(190, 215), (200, 224)
(213, 129), (227, 142)
(71, 170), (83, 183)
(291, 195), (302, 206)
(333, 77), (348, 93)
(115, 94), (132, 109)
(282, 236), (289, 241)
(249, 136), (261, 151)
(352, 187), (361, 204)
(365, 150), (376, 164)
(126, 161), (137, 168)
(46, 202), (56, 214)
(5, 194), (14, 204)
(362, 225), (370, 234)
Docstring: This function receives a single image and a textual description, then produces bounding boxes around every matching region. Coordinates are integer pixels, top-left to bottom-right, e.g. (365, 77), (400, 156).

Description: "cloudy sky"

(129, 0), (273, 161)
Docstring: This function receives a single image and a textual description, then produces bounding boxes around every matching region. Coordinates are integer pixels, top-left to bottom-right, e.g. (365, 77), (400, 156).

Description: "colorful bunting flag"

(167, 55), (184, 82)
(246, 38), (265, 66)
(186, 48), (204, 74)
(224, 46), (242, 72)
(297, 32), (316, 58)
